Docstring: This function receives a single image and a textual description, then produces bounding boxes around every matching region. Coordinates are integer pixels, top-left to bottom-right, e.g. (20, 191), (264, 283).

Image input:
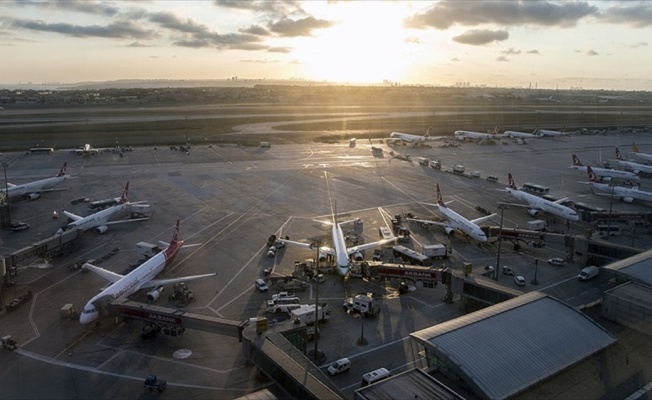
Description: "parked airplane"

(407, 184), (496, 243)
(587, 166), (652, 203)
(615, 147), (652, 174)
(79, 220), (216, 324)
(570, 154), (639, 182)
(279, 207), (395, 276)
(503, 129), (540, 139)
(388, 127), (448, 146)
(631, 142), (652, 163)
(505, 174), (579, 221)
(535, 127), (569, 137)
(0, 162), (69, 201)
(57, 181), (149, 234)
(453, 127), (503, 142)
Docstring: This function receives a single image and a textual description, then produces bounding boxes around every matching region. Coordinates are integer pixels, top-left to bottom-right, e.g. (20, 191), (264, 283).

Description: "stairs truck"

(289, 304), (331, 325)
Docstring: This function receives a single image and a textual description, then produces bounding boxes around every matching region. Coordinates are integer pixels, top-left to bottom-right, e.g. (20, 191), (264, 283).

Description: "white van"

(360, 367), (392, 387)
(255, 279), (268, 292)
(327, 358), (351, 376)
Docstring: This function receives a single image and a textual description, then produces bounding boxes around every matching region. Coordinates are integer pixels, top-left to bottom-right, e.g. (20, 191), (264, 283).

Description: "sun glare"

(297, 2), (412, 83)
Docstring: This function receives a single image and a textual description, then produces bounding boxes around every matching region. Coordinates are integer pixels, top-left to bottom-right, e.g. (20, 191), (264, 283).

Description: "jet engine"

(353, 252), (364, 261)
(147, 287), (164, 302)
(622, 197), (634, 203)
(527, 209), (540, 217)
(444, 226), (455, 236)
(318, 252), (327, 261)
(27, 193), (41, 200)
(96, 225), (109, 234)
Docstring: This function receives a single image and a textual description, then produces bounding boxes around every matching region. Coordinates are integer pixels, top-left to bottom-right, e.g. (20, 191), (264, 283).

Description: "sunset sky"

(1, 1), (652, 90)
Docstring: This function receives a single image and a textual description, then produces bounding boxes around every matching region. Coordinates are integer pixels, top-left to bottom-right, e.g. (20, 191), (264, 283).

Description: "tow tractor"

(144, 375), (167, 392)
(2, 335), (18, 351)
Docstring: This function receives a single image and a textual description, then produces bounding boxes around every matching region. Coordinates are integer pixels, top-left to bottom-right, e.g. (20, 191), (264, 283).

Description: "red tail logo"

(572, 154), (583, 166)
(587, 166), (599, 182)
(437, 184), (445, 207)
(58, 162), (67, 177)
(508, 173), (517, 189)
(616, 147), (623, 160)
(119, 181), (129, 204)
(425, 127), (431, 137)
(172, 219), (180, 243)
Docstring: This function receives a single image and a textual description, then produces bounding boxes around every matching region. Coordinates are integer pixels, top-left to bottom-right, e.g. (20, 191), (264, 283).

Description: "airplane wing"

(276, 239), (335, 256)
(31, 187), (70, 193)
(102, 217), (150, 226)
(139, 273), (216, 290)
(406, 218), (448, 228)
(347, 237), (396, 254)
(82, 262), (124, 283)
(470, 213), (498, 225)
(553, 198), (569, 204)
(7, 183), (16, 188)
(63, 210), (84, 222)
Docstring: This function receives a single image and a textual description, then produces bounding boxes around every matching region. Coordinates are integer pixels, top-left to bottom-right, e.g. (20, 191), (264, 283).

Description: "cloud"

(240, 58), (281, 64)
(214, 0), (306, 18)
(451, 57), (460, 62)
(600, 3), (652, 27)
(268, 17), (334, 37)
(13, 0), (120, 17)
(628, 42), (648, 48)
(453, 29), (509, 45)
(496, 55), (509, 62)
(239, 24), (270, 36)
(149, 11), (211, 35)
(7, 18), (154, 39)
(268, 46), (291, 53)
(127, 42), (151, 47)
(404, 36), (420, 44)
(405, 0), (597, 30)
(527, 49), (540, 54)
(587, 49), (599, 56)
(501, 47), (521, 55)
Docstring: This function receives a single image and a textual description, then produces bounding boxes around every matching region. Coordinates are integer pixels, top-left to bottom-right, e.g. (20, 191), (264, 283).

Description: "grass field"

(1, 98), (650, 151)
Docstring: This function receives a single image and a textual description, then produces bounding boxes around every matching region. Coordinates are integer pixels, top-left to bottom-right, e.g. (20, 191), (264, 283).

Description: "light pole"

(532, 258), (539, 285)
(309, 239), (324, 361)
(494, 203), (507, 281)
(2, 162), (11, 227)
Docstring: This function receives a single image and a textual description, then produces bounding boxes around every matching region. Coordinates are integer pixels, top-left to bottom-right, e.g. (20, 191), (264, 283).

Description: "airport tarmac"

(1, 130), (652, 399)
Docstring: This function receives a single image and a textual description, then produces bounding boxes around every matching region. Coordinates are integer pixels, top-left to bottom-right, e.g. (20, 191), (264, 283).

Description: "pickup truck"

(144, 375), (167, 392)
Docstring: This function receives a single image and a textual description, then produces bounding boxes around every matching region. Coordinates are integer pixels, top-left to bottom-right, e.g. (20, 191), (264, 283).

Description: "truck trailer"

(289, 304), (330, 325)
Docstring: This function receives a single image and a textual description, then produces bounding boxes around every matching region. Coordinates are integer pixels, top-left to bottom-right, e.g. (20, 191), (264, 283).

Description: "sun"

(295, 2), (413, 84)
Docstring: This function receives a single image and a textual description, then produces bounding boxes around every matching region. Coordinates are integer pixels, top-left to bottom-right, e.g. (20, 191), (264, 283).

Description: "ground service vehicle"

(527, 219), (547, 231)
(144, 375), (166, 392)
(548, 257), (565, 267)
(453, 164), (465, 173)
(392, 245), (433, 266)
(514, 276), (526, 286)
(486, 175), (499, 182)
(266, 297), (300, 313)
(1, 335), (18, 350)
(578, 266), (600, 281)
(422, 243), (448, 259)
(596, 224), (621, 236)
(430, 160), (441, 169)
(343, 293), (380, 318)
(328, 358), (351, 376)
(418, 157), (429, 166)
(290, 304), (330, 325)
(255, 279), (269, 292)
(361, 367), (392, 387)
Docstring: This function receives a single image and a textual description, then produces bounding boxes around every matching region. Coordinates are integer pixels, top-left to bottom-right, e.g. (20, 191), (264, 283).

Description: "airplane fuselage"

(1, 176), (68, 200)
(453, 130), (499, 140)
(571, 165), (639, 181)
(507, 188), (579, 221)
(332, 222), (350, 276)
(537, 129), (567, 137)
(504, 131), (538, 139)
(591, 182), (652, 203)
(67, 204), (128, 232)
(633, 152), (652, 163)
(438, 204), (488, 242)
(616, 159), (652, 174)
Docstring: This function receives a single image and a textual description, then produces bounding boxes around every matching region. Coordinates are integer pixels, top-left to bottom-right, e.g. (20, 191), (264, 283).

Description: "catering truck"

(289, 304), (331, 325)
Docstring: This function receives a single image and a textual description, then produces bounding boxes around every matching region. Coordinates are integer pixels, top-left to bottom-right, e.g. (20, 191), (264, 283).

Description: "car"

(547, 257), (565, 267)
(514, 275), (526, 286)
(327, 358), (351, 376)
(502, 266), (515, 276)
(483, 265), (494, 272)
(10, 221), (30, 231)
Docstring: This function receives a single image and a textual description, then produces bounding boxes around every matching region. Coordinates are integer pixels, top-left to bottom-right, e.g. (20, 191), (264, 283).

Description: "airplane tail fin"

(616, 147), (623, 160)
(572, 154), (583, 166)
(633, 142), (640, 153)
(587, 166), (599, 183)
(119, 181), (129, 204)
(436, 184), (446, 207)
(171, 219), (180, 244)
(57, 162), (67, 177)
(425, 126), (431, 138)
(508, 173), (517, 189)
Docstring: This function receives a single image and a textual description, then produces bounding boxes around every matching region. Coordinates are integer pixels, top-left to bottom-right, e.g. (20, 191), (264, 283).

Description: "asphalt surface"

(1, 122), (652, 399)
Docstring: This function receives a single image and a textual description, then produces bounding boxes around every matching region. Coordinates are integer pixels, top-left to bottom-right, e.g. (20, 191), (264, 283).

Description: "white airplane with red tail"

(80, 220), (215, 324)
(570, 154), (638, 182)
(0, 162), (70, 201)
